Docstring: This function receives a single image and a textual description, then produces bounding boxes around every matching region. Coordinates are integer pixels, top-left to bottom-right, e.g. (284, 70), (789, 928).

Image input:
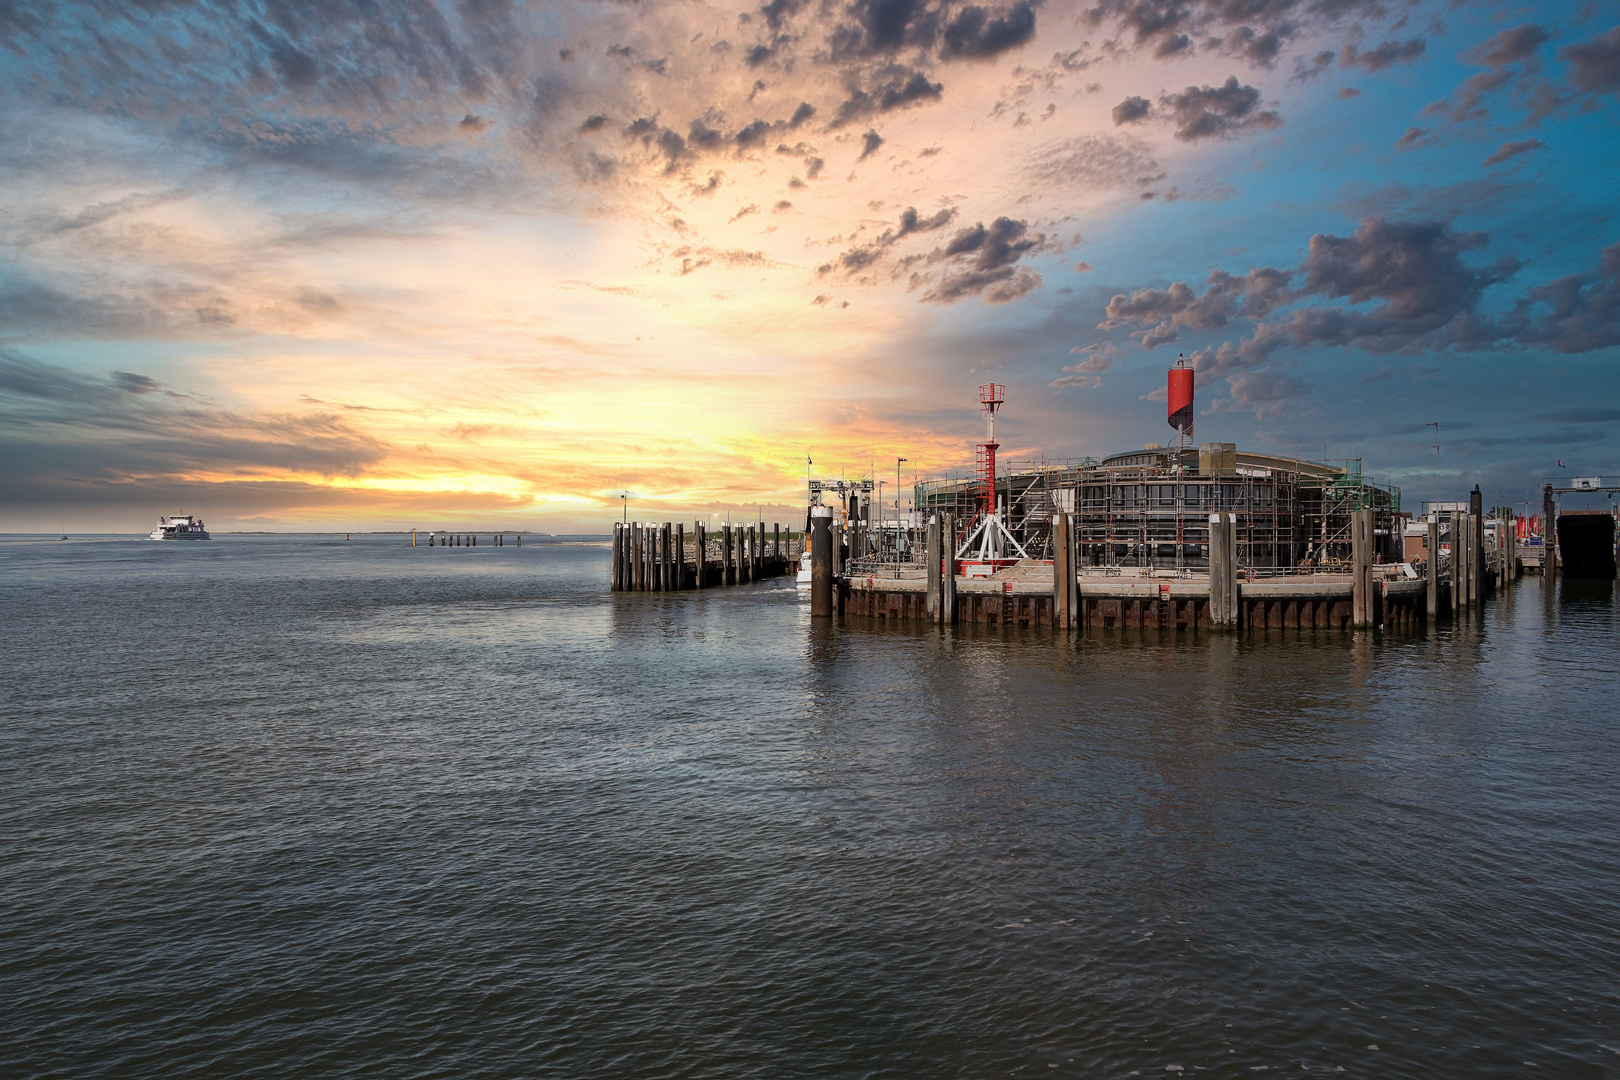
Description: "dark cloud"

(1560, 27), (1620, 96)
(1482, 138), (1544, 166)
(819, 205), (958, 276)
(1103, 224), (1620, 416)
(1420, 69), (1513, 125)
(1080, 0), (1388, 71)
(1158, 77), (1282, 142)
(267, 41), (321, 91)
(1339, 37), (1425, 74)
(858, 128), (885, 160)
(0, 350), (389, 490)
(832, 66), (944, 125)
(458, 112), (492, 132)
(1111, 95), (1152, 124)
(1395, 126), (1431, 149)
(1099, 218), (1548, 413)
(1468, 24), (1549, 69)
(940, 3), (1038, 59)
(1290, 50), (1335, 84)
(1512, 242), (1620, 354)
(1100, 267), (1294, 346)
(920, 216), (1048, 303)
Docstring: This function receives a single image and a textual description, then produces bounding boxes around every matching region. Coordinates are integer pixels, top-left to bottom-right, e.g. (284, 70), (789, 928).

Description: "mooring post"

(1503, 513), (1510, 588)
(940, 511), (956, 625)
(612, 524), (622, 591)
(673, 522), (680, 589)
(695, 522), (705, 588)
(627, 524), (638, 591)
(1473, 512), (1482, 602)
(1446, 513), (1459, 613)
(810, 506), (833, 617)
(1352, 507), (1369, 627)
(925, 515), (941, 623)
(1052, 511), (1069, 629)
(1426, 516), (1438, 619)
(1542, 484), (1556, 585)
(1208, 513), (1229, 627)
(1457, 512), (1468, 609)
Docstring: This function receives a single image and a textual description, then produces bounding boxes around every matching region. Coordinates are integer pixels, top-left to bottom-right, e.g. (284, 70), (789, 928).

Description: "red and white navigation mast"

(977, 383), (1004, 518)
(957, 382), (1028, 571)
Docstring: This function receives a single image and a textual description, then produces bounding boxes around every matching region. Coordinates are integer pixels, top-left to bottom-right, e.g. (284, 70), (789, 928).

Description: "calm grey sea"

(1, 534), (1616, 1078)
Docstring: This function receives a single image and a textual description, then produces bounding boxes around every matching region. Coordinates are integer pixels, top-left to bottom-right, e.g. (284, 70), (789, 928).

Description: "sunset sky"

(2, 0), (1617, 531)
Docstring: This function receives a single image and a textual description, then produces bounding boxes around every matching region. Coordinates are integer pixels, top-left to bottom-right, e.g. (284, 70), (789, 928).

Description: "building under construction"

(910, 361), (1402, 574)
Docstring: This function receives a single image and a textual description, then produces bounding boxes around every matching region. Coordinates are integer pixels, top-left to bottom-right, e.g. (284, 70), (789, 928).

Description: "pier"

(800, 371), (1563, 632)
(610, 521), (798, 591)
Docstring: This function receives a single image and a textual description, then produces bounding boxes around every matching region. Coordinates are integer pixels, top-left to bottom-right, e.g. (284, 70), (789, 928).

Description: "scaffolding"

(915, 448), (1401, 572)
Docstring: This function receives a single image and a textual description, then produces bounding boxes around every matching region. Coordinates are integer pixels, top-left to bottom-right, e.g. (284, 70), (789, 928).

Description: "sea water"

(1, 534), (1616, 1077)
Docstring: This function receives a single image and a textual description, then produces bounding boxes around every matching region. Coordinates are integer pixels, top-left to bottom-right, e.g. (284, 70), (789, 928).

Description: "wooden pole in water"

(1053, 511), (1070, 630)
(611, 525), (621, 591)
(1542, 485), (1556, 585)
(643, 524), (650, 591)
(676, 522), (685, 589)
(1426, 516), (1438, 619)
(722, 525), (732, 586)
(810, 506), (833, 617)
(942, 510), (956, 625)
(1352, 508), (1369, 627)
(925, 514), (941, 623)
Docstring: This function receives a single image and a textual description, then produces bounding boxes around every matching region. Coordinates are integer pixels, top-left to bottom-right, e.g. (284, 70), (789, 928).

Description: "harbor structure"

(825, 369), (1537, 630)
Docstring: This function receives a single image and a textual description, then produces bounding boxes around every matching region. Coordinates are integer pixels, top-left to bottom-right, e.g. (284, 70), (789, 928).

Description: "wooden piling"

(676, 522), (685, 589)
(1211, 514), (1231, 628)
(1352, 507), (1369, 627)
(810, 506), (833, 617)
(1542, 485), (1556, 584)
(1426, 516), (1438, 619)
(925, 515), (941, 623)
(941, 511), (956, 625)
(611, 524), (621, 591)
(1053, 511), (1071, 629)
(695, 522), (706, 588)
(1451, 518), (1464, 615)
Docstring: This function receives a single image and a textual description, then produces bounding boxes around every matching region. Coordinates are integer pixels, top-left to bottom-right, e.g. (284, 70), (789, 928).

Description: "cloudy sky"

(2, 0), (1617, 531)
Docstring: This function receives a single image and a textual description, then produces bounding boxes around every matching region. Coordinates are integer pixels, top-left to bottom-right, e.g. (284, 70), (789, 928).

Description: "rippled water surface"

(2, 534), (1617, 1078)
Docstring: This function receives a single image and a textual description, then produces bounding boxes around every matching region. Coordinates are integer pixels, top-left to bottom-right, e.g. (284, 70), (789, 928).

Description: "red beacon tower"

(957, 382), (1028, 574)
(1168, 354), (1194, 450)
(977, 383), (1004, 517)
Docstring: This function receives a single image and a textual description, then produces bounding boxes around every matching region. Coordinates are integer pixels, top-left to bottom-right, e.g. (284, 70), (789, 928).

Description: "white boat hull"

(149, 514), (210, 540)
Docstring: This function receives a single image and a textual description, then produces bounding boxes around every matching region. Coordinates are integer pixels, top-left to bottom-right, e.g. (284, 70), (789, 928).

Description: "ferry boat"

(149, 514), (211, 540)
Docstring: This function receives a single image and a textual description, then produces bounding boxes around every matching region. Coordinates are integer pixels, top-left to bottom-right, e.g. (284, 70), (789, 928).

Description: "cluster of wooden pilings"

(411, 532), (518, 547)
(826, 503), (1505, 631)
(611, 521), (798, 591)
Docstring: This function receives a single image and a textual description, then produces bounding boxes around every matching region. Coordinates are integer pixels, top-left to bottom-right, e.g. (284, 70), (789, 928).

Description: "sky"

(2, 0), (1618, 532)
